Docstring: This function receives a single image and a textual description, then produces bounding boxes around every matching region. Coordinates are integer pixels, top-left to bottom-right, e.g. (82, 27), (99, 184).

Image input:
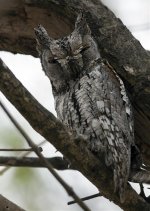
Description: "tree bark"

(0, 0), (150, 210)
(0, 194), (25, 211)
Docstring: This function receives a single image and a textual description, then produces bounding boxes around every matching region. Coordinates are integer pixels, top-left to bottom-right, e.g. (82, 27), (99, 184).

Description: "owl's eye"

(48, 58), (57, 64)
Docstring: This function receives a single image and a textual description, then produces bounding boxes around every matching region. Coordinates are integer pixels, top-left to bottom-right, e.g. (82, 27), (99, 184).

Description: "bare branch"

(0, 148), (37, 152)
(68, 193), (101, 205)
(0, 194), (25, 211)
(0, 156), (71, 170)
(1, 154), (150, 185)
(0, 139), (47, 175)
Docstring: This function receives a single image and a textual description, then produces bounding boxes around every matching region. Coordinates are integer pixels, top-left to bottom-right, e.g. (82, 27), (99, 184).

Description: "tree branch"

(0, 148), (35, 152)
(0, 194), (25, 211)
(0, 57), (150, 210)
(68, 193), (102, 205)
(0, 154), (150, 185)
(0, 156), (71, 170)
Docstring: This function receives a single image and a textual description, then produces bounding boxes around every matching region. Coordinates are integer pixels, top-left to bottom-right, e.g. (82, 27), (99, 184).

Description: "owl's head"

(35, 14), (100, 95)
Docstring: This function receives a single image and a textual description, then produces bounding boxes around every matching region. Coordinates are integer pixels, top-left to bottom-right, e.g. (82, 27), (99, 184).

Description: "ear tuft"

(74, 13), (91, 36)
(34, 25), (53, 48)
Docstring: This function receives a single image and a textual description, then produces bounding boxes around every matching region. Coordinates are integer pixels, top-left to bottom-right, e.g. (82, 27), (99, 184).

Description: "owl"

(35, 14), (141, 202)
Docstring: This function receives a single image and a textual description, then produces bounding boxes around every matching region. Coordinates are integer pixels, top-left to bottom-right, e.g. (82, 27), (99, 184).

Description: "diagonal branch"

(0, 194), (25, 211)
(68, 193), (101, 205)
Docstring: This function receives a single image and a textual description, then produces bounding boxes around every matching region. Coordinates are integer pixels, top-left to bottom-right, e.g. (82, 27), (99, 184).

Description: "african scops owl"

(35, 14), (139, 202)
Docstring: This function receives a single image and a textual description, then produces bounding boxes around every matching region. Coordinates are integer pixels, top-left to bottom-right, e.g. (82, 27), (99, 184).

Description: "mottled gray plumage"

(35, 14), (140, 202)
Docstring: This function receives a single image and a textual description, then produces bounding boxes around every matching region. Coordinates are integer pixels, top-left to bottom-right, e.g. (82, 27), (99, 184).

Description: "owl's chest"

(54, 66), (123, 134)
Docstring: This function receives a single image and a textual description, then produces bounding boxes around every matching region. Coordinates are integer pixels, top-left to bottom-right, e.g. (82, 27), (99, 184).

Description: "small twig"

(140, 183), (145, 196)
(0, 100), (91, 211)
(0, 148), (37, 152)
(68, 193), (101, 205)
(20, 139), (46, 157)
(0, 139), (46, 175)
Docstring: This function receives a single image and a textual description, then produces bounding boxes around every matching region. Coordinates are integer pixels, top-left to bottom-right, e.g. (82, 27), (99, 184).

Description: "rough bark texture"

(0, 194), (25, 211)
(0, 0), (150, 210)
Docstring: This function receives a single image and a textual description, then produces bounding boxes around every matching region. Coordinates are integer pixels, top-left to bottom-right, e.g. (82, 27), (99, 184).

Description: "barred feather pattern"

(35, 14), (137, 202)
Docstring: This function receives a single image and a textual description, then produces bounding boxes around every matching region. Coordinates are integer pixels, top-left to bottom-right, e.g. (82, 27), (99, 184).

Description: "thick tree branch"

(0, 0), (150, 166)
(0, 58), (150, 211)
(0, 194), (25, 211)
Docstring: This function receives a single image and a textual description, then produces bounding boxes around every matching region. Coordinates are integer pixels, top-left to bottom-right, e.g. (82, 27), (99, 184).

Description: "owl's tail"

(113, 162), (129, 203)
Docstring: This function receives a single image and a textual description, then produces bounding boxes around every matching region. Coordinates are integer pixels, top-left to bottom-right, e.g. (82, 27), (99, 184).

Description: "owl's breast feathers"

(55, 61), (134, 201)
